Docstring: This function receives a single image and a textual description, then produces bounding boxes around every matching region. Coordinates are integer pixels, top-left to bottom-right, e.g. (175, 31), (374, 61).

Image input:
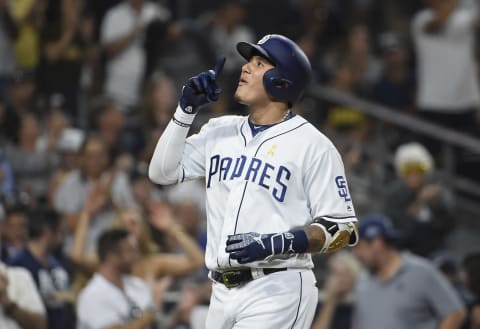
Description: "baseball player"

(149, 34), (358, 329)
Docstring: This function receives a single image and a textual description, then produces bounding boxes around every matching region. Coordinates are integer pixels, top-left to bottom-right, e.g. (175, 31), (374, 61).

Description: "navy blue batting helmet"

(236, 34), (312, 107)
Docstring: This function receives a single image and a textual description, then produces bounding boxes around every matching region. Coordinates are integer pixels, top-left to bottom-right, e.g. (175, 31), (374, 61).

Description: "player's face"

(234, 55), (275, 106)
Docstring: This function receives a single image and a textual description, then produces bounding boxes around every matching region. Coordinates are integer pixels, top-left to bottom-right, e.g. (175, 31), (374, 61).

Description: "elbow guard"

(312, 217), (358, 253)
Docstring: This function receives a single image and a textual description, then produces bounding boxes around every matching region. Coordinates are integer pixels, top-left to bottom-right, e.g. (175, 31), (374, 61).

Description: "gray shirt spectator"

(353, 215), (465, 329)
(4, 143), (58, 199)
(354, 252), (464, 329)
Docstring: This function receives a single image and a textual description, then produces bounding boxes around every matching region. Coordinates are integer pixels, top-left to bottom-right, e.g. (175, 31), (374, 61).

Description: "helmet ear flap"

(263, 68), (291, 102)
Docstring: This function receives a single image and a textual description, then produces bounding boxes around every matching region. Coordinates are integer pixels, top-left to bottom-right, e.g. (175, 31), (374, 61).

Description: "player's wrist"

(270, 230), (309, 256)
(179, 97), (199, 115)
(173, 105), (196, 127)
(284, 230), (309, 254)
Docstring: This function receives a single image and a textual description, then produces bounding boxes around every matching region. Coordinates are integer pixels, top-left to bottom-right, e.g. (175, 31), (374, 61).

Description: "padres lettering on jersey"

(207, 155), (291, 202)
(180, 114), (357, 271)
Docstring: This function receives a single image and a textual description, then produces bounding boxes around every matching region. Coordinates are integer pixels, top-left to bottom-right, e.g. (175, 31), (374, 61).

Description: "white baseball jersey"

(149, 108), (357, 271)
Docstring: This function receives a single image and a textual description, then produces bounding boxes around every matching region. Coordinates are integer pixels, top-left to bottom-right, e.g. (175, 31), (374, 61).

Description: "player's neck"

(249, 102), (289, 125)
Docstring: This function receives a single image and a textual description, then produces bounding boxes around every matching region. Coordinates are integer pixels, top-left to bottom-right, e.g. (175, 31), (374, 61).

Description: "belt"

(211, 268), (287, 288)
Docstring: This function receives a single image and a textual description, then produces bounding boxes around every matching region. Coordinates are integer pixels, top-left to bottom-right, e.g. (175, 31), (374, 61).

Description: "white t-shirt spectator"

(0, 263), (46, 329)
(77, 273), (154, 329)
(101, 2), (169, 108)
(412, 6), (480, 110)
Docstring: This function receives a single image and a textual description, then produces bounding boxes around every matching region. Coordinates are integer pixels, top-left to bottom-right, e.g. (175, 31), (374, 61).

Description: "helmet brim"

(237, 42), (273, 63)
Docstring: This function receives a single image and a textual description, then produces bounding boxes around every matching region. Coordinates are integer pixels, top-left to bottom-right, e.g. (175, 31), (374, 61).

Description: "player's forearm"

(437, 310), (466, 329)
(148, 107), (194, 185)
(304, 219), (358, 253)
(303, 225), (326, 253)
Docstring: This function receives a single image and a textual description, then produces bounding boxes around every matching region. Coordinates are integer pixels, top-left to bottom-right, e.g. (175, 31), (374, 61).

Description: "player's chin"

(234, 89), (249, 105)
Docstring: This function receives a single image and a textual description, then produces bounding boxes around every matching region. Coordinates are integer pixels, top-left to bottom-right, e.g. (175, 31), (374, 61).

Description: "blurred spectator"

(462, 252), (480, 329)
(311, 251), (361, 329)
(8, 207), (72, 329)
(101, 0), (170, 109)
(0, 0), (17, 101)
(0, 261), (46, 329)
(434, 252), (474, 322)
(245, 0), (301, 38)
(3, 112), (59, 201)
(130, 170), (162, 210)
(76, 228), (168, 329)
(36, 0), (94, 119)
(0, 147), (15, 199)
(208, 0), (255, 112)
(170, 199), (207, 253)
(9, 0), (44, 72)
(166, 179), (206, 224)
(54, 136), (135, 253)
(47, 127), (85, 206)
(412, 0), (479, 134)
(141, 72), (177, 130)
(384, 142), (453, 256)
(165, 281), (212, 329)
(322, 60), (365, 130)
(209, 1), (254, 76)
(372, 32), (415, 112)
(324, 24), (382, 95)
(345, 24), (383, 92)
(0, 205), (28, 263)
(70, 201), (204, 280)
(35, 110), (69, 154)
(0, 70), (36, 144)
(352, 215), (465, 329)
(93, 99), (127, 158)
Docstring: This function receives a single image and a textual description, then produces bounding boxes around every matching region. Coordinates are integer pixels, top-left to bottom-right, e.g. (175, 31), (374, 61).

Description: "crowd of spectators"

(0, 0), (480, 328)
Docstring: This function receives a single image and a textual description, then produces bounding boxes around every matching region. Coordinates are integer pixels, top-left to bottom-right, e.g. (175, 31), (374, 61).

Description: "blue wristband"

(289, 230), (309, 254)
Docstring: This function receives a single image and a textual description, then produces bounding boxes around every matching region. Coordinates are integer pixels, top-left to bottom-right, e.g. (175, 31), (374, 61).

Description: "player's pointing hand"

(179, 56), (226, 114)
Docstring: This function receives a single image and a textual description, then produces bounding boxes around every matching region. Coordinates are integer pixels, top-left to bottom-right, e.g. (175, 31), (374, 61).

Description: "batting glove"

(225, 231), (308, 264)
(179, 57), (225, 114)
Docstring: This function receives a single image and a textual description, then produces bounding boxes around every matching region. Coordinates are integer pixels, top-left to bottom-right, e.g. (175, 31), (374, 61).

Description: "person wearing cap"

(372, 32), (415, 112)
(384, 142), (453, 257)
(352, 215), (465, 329)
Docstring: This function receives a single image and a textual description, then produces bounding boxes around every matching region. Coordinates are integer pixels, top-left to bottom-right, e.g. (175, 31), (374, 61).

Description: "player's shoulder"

(199, 114), (246, 132)
(293, 115), (338, 153)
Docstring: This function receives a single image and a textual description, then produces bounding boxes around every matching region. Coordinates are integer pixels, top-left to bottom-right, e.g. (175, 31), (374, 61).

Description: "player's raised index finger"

(214, 56), (226, 79)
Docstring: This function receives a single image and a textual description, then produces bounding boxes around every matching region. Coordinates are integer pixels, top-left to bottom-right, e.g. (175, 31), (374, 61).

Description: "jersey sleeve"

(304, 147), (357, 223)
(149, 109), (221, 185)
(180, 122), (213, 182)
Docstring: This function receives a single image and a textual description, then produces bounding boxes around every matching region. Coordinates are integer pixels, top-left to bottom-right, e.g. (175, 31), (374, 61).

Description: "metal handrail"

(306, 85), (480, 218)
(307, 85), (480, 153)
